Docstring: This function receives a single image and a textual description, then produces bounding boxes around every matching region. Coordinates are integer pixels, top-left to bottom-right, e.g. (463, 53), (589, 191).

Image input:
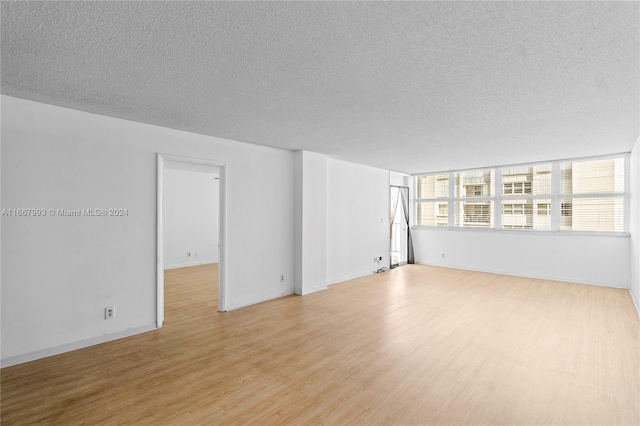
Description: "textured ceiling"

(2, 1), (638, 174)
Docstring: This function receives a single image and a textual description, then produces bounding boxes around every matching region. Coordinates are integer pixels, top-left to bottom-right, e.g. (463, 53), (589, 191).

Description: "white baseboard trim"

(1, 324), (158, 368)
(326, 270), (374, 286)
(295, 285), (328, 296)
(416, 261), (628, 290)
(164, 261), (217, 270)
(223, 290), (295, 312)
(630, 289), (640, 319)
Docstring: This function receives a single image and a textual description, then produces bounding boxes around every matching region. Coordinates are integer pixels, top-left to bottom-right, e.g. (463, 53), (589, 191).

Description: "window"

(502, 165), (551, 195)
(502, 204), (524, 215)
(416, 173), (449, 226)
(500, 200), (549, 230)
(500, 163), (552, 230)
(560, 158), (625, 232)
(417, 202), (448, 227)
(457, 202), (491, 227)
(454, 169), (494, 228)
(455, 170), (494, 198)
(466, 185), (484, 197)
(503, 182), (532, 195)
(414, 154), (627, 233)
(417, 174), (448, 199)
(537, 203), (550, 216)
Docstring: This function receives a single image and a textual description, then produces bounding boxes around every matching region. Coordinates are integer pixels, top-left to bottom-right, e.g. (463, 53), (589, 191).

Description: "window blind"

(416, 174), (449, 226)
(559, 158), (625, 232)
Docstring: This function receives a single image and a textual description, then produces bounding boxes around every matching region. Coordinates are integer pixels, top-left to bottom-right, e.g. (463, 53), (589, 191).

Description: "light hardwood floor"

(2, 264), (639, 425)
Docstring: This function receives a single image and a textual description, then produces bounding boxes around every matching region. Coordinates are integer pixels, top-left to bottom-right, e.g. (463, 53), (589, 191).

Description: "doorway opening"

(157, 154), (227, 328)
(390, 185), (409, 268)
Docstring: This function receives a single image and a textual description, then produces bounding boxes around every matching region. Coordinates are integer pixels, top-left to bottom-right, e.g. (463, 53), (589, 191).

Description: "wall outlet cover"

(105, 306), (115, 319)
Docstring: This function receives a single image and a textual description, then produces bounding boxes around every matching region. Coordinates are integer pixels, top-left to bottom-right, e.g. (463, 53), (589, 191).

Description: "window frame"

(412, 153), (630, 235)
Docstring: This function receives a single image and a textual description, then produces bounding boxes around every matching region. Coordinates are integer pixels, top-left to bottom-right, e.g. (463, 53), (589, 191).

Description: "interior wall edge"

(296, 285), (328, 296)
(630, 289), (640, 319)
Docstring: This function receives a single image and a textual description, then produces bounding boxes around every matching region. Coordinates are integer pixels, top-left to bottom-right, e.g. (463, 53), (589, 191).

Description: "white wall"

(294, 151), (327, 295)
(630, 140), (640, 315)
(326, 159), (389, 284)
(3, 94), (635, 365)
(413, 229), (630, 288)
(0, 119), (2, 351)
(163, 169), (220, 269)
(1, 95), (295, 365)
(390, 171), (409, 187)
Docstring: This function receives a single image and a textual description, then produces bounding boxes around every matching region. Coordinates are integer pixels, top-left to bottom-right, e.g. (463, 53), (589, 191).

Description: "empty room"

(1, 2), (639, 425)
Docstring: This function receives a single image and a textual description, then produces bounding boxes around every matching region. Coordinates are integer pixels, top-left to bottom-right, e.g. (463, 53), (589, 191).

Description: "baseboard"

(630, 289), (640, 319)
(164, 261), (217, 270)
(1, 324), (158, 368)
(295, 285), (328, 296)
(223, 289), (295, 312)
(326, 270), (374, 286)
(417, 261), (628, 290)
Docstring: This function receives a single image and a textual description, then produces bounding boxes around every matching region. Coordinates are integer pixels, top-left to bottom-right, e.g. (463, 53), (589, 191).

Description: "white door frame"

(156, 153), (227, 327)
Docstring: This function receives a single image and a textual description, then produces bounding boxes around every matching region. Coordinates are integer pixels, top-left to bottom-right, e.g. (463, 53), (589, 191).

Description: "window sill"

(411, 226), (630, 237)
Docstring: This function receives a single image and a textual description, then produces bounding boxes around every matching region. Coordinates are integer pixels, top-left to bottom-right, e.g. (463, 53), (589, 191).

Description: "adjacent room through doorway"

(159, 158), (223, 325)
(390, 185), (410, 268)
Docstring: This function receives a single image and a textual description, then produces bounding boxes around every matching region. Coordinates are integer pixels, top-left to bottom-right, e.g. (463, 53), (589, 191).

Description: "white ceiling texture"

(1, 1), (638, 174)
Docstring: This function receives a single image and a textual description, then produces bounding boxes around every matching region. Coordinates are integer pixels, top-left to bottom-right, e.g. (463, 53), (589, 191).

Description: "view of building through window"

(415, 156), (626, 232)
(454, 169), (494, 228)
(500, 164), (551, 230)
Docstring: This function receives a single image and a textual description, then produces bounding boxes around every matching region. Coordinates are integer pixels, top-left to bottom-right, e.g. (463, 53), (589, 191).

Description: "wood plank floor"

(2, 264), (639, 425)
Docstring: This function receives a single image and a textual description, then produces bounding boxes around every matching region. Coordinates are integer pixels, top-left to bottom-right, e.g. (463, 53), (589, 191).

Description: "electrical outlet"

(187, 252), (191, 257)
(442, 253), (445, 258)
(280, 275), (284, 282)
(105, 306), (115, 320)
